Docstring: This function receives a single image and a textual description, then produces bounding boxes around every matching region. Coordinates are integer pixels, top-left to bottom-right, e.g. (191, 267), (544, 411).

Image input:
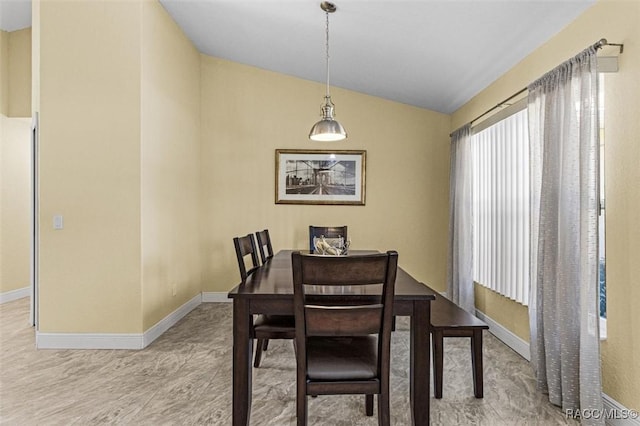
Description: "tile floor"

(0, 298), (576, 425)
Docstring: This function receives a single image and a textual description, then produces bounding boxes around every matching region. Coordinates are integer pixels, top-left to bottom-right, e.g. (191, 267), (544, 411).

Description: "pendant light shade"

(309, 2), (347, 142)
(309, 96), (347, 141)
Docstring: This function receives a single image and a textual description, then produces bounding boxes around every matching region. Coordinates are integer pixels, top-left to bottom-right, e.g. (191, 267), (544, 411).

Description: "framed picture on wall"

(275, 149), (366, 205)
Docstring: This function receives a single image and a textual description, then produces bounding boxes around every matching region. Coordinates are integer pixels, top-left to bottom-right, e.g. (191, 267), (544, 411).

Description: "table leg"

(410, 300), (430, 425)
(233, 299), (253, 426)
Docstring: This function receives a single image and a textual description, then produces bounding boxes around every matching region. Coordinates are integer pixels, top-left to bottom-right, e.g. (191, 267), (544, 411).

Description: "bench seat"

(428, 288), (489, 398)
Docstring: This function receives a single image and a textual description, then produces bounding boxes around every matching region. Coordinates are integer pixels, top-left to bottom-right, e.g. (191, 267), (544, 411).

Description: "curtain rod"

(449, 38), (624, 138)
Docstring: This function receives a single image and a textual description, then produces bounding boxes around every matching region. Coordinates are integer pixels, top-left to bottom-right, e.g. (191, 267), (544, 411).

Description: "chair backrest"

(233, 234), (260, 281)
(291, 251), (398, 376)
(255, 229), (274, 264)
(308, 225), (348, 251)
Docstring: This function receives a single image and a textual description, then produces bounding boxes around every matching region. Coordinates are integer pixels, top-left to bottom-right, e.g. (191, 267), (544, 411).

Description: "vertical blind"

(472, 108), (530, 306)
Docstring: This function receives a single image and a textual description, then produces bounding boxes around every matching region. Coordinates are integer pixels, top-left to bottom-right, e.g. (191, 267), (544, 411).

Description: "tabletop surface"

(228, 250), (436, 301)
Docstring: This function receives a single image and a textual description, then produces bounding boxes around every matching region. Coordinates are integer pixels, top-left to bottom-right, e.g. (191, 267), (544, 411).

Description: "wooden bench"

(427, 287), (489, 398)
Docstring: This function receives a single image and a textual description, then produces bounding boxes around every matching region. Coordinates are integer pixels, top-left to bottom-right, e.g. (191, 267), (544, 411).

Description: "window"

(598, 73), (607, 337)
(471, 77), (607, 318)
(472, 105), (530, 306)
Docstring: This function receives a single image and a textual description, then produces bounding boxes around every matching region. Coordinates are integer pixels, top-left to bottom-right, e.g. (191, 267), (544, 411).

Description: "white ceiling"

(0, 0), (31, 32)
(1, 0), (596, 113)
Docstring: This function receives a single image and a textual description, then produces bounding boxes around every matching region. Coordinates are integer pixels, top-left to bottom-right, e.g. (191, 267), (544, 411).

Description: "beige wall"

(452, 0), (639, 409)
(32, 0), (40, 117)
(8, 28), (31, 118)
(200, 56), (451, 293)
(1, 30), (7, 115)
(0, 28), (31, 117)
(0, 116), (31, 294)
(38, 1), (143, 333)
(474, 285), (529, 341)
(140, 1), (201, 329)
(36, 0), (203, 334)
(1, 27), (32, 295)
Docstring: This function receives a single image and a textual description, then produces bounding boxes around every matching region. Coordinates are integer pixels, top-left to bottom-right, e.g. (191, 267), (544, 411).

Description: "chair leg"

(432, 330), (444, 398)
(263, 339), (269, 351)
(254, 338), (265, 368)
(296, 345), (307, 426)
(365, 394), (374, 416)
(378, 392), (390, 426)
(391, 316), (396, 331)
(297, 394), (307, 426)
(471, 330), (484, 398)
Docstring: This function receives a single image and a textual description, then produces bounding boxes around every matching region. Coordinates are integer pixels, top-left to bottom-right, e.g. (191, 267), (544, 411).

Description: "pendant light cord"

(325, 10), (331, 98)
(309, 2), (347, 141)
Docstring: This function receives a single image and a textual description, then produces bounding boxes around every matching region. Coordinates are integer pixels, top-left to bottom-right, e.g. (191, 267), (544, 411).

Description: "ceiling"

(0, 0), (31, 32)
(1, 0), (596, 114)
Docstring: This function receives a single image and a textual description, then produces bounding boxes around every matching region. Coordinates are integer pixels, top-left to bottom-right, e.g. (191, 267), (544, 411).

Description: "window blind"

(472, 108), (530, 306)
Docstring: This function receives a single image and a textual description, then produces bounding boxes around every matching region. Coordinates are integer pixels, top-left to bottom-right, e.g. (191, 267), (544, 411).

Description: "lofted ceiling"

(1, 0), (596, 113)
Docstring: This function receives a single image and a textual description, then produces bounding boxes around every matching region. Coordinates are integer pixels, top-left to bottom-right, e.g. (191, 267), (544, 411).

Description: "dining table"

(227, 249), (436, 425)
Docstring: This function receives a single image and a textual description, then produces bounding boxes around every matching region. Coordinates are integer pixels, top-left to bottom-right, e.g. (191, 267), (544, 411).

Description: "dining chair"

(233, 234), (260, 280)
(255, 229), (274, 264)
(308, 225), (348, 251)
(233, 233), (295, 368)
(254, 229), (295, 366)
(291, 250), (398, 426)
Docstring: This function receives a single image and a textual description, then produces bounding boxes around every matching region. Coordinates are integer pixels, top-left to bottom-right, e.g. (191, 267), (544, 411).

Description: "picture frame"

(275, 149), (366, 205)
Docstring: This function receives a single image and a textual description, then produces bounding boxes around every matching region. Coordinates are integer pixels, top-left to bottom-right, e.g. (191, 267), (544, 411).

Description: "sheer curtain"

(528, 46), (603, 423)
(447, 124), (474, 313)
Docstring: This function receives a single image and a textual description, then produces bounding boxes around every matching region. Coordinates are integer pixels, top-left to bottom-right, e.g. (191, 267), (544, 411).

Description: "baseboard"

(602, 393), (640, 426)
(202, 292), (232, 303)
(475, 309), (531, 361)
(36, 331), (146, 350)
(142, 293), (202, 347)
(0, 286), (30, 304)
(36, 293), (202, 350)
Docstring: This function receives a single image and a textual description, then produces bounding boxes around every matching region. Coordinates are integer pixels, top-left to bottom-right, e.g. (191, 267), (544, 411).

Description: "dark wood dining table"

(228, 250), (436, 425)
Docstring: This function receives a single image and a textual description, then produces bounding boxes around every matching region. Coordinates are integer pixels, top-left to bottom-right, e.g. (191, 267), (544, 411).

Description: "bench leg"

(432, 330), (444, 399)
(471, 330), (484, 398)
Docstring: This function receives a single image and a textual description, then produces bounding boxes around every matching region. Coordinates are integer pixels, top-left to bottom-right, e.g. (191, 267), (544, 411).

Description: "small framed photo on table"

(275, 149), (366, 205)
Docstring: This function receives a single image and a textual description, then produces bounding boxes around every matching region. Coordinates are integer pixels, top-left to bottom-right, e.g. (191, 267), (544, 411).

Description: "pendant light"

(309, 1), (347, 142)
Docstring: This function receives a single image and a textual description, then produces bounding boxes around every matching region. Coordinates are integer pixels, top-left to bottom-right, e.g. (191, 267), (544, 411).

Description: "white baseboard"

(36, 293), (202, 350)
(602, 393), (640, 426)
(142, 293), (202, 347)
(202, 292), (232, 303)
(475, 309), (531, 361)
(36, 331), (146, 350)
(0, 286), (30, 304)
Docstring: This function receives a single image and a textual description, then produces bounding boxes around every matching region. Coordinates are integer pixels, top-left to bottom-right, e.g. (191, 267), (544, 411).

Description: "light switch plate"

(53, 215), (64, 230)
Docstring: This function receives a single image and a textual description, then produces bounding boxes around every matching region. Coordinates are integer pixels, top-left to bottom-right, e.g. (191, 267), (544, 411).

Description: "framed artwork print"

(275, 149), (366, 205)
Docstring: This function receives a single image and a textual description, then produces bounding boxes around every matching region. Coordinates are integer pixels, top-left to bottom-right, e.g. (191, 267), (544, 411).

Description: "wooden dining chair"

(233, 234), (260, 280)
(255, 229), (274, 264)
(291, 250), (398, 426)
(233, 233), (295, 368)
(254, 229), (295, 365)
(308, 225), (348, 251)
